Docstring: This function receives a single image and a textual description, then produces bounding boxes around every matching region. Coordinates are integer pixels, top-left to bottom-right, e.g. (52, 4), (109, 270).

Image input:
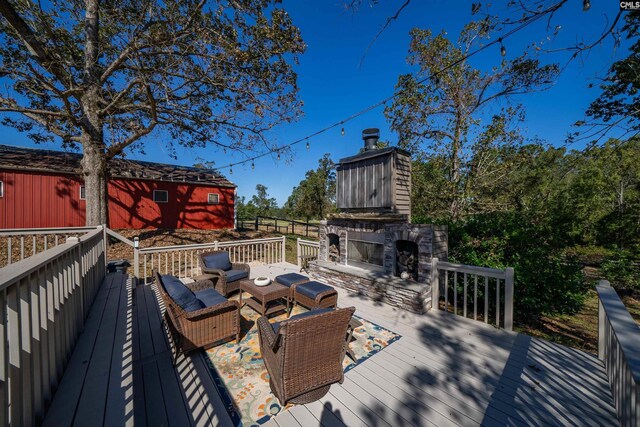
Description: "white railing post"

(214, 240), (219, 250)
(281, 236), (286, 263)
(297, 238), (302, 268)
(133, 237), (140, 278)
(504, 267), (514, 331)
(430, 257), (439, 311)
(598, 279), (610, 361)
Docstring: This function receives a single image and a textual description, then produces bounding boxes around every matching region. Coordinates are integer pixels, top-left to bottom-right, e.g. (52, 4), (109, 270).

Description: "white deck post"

(598, 279), (610, 361)
(430, 258), (439, 311)
(133, 237), (140, 279)
(281, 236), (286, 263)
(296, 238), (302, 268)
(504, 267), (514, 331)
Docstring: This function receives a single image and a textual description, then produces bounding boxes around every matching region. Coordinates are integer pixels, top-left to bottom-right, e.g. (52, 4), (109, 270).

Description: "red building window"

(79, 186), (86, 200)
(153, 190), (169, 203)
(208, 193), (219, 204)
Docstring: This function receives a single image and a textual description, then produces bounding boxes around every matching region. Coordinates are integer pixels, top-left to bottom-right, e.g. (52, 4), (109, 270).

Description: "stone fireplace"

(307, 128), (448, 314)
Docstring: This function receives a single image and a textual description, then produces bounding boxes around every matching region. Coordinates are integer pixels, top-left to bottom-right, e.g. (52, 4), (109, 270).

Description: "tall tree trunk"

(81, 138), (108, 225)
(81, 0), (107, 226)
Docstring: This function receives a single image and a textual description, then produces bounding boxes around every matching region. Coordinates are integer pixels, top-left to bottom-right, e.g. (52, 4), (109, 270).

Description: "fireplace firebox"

(347, 231), (384, 270)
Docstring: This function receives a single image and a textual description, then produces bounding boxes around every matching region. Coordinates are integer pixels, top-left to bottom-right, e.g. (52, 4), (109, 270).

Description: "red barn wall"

(0, 170), (234, 230)
(108, 178), (235, 230)
(0, 170), (86, 228)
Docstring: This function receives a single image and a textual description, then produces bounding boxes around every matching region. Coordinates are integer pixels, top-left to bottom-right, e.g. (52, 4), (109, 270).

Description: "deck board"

(43, 263), (619, 427)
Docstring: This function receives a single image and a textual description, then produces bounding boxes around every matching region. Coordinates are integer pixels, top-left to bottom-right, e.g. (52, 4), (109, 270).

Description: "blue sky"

(1, 1), (629, 205)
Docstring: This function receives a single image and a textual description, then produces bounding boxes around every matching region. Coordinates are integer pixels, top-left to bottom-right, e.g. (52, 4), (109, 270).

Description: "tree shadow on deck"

(358, 312), (618, 426)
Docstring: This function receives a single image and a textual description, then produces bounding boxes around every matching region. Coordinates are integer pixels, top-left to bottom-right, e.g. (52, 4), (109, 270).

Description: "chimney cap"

(362, 128), (380, 139)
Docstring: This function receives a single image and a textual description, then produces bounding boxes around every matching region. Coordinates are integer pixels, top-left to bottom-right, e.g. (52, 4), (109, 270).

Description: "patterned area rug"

(203, 299), (401, 426)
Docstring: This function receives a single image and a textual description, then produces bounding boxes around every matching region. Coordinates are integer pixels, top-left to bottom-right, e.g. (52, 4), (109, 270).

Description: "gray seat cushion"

(194, 288), (227, 308)
(272, 307), (334, 335)
(275, 273), (308, 288)
(224, 269), (249, 283)
(295, 281), (335, 299)
(202, 252), (232, 271)
(161, 275), (204, 312)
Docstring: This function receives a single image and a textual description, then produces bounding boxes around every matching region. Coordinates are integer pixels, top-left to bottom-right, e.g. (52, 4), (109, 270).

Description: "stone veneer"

(308, 260), (432, 314)
(316, 218), (447, 314)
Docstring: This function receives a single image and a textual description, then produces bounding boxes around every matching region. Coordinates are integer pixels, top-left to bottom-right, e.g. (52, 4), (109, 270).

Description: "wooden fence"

(137, 236), (287, 283)
(0, 227), (106, 426)
(247, 216), (320, 238)
(597, 279), (640, 427)
(0, 227), (100, 268)
(430, 258), (514, 330)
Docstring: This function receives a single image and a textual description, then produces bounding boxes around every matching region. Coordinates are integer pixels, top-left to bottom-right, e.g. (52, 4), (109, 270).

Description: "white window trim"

(0, 181), (3, 198)
(153, 190), (169, 203)
(79, 185), (86, 200)
(207, 193), (219, 205)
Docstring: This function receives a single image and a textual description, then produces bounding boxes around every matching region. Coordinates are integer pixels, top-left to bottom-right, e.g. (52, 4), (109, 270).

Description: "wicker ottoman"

(274, 273), (310, 298)
(293, 281), (338, 310)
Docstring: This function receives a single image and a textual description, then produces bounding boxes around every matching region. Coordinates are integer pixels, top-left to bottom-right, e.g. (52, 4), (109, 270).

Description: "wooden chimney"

(335, 129), (411, 219)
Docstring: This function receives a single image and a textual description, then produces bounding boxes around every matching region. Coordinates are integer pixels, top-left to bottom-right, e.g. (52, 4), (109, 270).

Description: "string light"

(306, 139), (310, 150)
(229, 166), (232, 175)
(582, 0), (590, 11)
(251, 161), (255, 170)
(214, 7), (553, 174)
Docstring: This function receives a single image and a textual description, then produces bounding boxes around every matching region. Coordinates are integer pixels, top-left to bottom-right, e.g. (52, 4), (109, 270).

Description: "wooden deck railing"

(431, 258), (514, 330)
(597, 279), (640, 427)
(137, 236), (287, 283)
(0, 226), (101, 268)
(296, 238), (319, 268)
(0, 227), (106, 426)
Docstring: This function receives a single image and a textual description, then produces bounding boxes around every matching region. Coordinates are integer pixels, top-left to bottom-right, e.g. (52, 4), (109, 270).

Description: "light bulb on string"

(229, 166), (232, 175)
(500, 41), (506, 57)
(277, 152), (281, 161)
(341, 127), (345, 136)
(583, 0), (590, 11)
(251, 161), (255, 170)
(306, 139), (310, 150)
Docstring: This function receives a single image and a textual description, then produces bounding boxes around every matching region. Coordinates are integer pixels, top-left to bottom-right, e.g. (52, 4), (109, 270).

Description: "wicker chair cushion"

(202, 252), (232, 271)
(274, 273), (309, 288)
(271, 307), (334, 335)
(295, 281), (336, 299)
(224, 269), (249, 282)
(160, 275), (204, 312)
(194, 288), (228, 307)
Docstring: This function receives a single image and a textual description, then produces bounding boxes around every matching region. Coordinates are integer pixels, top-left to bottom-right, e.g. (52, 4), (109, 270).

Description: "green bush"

(601, 250), (639, 290)
(445, 213), (588, 320)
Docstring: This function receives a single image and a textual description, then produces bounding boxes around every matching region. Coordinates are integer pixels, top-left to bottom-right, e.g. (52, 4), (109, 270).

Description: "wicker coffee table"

(239, 279), (290, 317)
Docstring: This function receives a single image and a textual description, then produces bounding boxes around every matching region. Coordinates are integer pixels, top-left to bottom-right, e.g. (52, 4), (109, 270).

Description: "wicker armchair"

(257, 306), (356, 405)
(155, 271), (240, 364)
(198, 251), (250, 297)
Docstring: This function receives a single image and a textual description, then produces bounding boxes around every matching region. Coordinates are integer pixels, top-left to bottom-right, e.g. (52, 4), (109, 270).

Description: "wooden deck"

(44, 263), (619, 426)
